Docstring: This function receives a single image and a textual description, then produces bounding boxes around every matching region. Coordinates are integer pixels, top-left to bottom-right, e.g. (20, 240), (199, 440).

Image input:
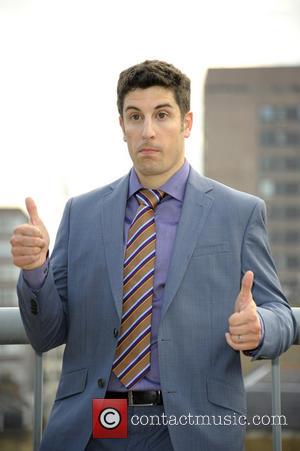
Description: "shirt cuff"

(22, 258), (49, 291)
(243, 312), (265, 357)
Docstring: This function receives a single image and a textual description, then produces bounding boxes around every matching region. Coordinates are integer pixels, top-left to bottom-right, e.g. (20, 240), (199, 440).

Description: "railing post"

(33, 352), (43, 451)
(271, 357), (282, 451)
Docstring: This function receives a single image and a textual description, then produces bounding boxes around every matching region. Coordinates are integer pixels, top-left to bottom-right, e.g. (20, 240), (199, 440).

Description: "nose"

(142, 118), (155, 140)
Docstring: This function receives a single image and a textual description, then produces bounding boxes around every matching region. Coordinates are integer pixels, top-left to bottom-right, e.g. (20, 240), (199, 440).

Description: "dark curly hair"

(117, 60), (190, 118)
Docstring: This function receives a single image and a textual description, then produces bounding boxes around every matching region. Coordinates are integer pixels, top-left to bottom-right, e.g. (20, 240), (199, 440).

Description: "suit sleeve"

(241, 198), (297, 359)
(17, 198), (72, 353)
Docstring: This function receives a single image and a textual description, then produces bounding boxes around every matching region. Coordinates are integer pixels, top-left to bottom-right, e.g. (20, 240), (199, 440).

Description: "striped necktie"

(112, 188), (165, 389)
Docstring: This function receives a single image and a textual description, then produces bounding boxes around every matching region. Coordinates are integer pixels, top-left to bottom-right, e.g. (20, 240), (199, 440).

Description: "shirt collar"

(128, 159), (190, 202)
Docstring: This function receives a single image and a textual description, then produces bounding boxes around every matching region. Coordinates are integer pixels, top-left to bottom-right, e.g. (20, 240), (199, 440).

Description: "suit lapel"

(161, 168), (214, 320)
(101, 174), (129, 320)
(100, 168), (214, 321)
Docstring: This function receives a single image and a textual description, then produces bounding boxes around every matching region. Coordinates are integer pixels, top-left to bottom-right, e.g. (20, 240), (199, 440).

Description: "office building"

(204, 66), (300, 306)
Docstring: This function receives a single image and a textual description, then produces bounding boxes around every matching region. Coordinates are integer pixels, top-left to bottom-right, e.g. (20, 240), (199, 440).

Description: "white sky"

(1, 0), (300, 243)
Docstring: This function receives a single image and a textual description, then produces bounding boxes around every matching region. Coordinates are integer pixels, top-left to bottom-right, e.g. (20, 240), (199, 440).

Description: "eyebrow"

(125, 103), (174, 112)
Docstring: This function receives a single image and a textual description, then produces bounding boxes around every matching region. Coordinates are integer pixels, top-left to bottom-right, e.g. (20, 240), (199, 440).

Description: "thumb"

(25, 197), (42, 227)
(235, 271), (254, 312)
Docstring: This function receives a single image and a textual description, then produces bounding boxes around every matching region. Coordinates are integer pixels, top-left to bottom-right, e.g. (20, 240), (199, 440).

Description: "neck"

(135, 160), (185, 189)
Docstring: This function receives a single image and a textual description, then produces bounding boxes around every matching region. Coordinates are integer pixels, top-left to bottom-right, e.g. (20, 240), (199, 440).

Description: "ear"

(119, 116), (125, 131)
(183, 111), (193, 138)
(119, 116), (126, 141)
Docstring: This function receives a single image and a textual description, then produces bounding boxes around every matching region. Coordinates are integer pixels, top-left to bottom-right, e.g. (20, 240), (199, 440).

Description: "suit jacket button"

(113, 328), (119, 338)
(98, 378), (105, 388)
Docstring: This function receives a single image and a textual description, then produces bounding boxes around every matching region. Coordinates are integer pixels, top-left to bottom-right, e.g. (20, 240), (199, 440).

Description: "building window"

(271, 85), (300, 94)
(259, 179), (275, 198)
(275, 181), (300, 195)
(206, 84), (250, 94)
(259, 105), (300, 122)
(260, 156), (300, 171)
(259, 180), (300, 197)
(274, 254), (300, 270)
(268, 205), (300, 219)
(260, 130), (300, 147)
(270, 230), (300, 244)
(286, 255), (300, 268)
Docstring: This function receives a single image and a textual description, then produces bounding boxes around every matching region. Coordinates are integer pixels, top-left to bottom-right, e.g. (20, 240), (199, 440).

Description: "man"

(11, 60), (296, 451)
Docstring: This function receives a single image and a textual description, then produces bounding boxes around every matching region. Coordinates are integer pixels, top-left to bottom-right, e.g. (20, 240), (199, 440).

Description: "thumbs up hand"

(10, 197), (50, 270)
(225, 271), (262, 351)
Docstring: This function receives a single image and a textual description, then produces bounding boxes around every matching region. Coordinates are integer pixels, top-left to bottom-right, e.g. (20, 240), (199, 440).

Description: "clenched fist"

(10, 197), (50, 270)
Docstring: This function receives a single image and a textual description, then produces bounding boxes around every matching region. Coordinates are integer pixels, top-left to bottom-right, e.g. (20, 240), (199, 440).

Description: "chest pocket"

(192, 241), (230, 257)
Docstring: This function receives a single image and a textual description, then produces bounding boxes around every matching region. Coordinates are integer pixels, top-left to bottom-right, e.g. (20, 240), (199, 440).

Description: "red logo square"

(93, 399), (128, 439)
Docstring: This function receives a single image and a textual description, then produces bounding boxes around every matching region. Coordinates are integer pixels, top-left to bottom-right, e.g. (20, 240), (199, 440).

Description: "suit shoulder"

(204, 176), (264, 208)
(202, 177), (267, 226)
(68, 174), (129, 208)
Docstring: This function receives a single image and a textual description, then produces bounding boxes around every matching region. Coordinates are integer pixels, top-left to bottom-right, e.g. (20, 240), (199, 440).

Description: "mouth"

(138, 147), (160, 154)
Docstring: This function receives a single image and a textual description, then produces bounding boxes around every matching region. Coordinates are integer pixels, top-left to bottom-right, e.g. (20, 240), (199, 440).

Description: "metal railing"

(0, 307), (43, 451)
(0, 307), (299, 451)
(272, 307), (300, 451)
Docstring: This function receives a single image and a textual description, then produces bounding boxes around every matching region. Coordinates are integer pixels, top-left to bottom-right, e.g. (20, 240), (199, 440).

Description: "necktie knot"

(135, 189), (165, 209)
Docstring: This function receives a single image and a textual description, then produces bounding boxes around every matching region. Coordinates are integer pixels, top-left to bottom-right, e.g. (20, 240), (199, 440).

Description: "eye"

(129, 113), (141, 121)
(157, 111), (168, 120)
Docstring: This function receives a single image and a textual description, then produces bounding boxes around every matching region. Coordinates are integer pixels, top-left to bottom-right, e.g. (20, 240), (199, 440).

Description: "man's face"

(120, 86), (192, 184)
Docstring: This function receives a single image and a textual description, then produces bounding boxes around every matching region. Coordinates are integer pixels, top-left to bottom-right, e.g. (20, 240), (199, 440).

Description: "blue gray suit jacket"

(17, 168), (296, 451)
